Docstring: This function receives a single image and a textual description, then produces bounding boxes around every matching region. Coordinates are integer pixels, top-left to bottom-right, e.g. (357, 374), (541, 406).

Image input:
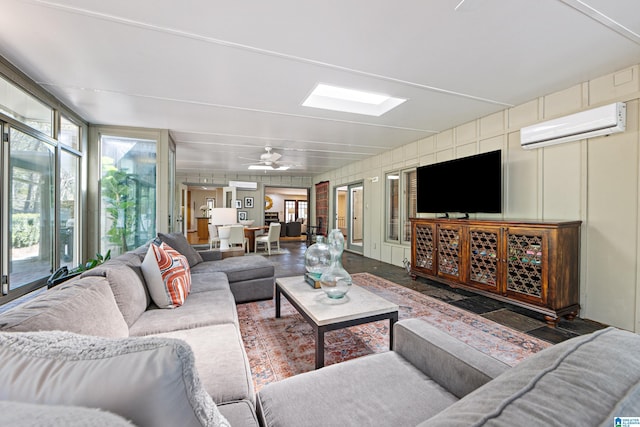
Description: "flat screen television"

(416, 149), (502, 215)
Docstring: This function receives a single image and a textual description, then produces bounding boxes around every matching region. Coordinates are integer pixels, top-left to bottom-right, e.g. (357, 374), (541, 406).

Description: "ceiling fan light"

(248, 164), (290, 171)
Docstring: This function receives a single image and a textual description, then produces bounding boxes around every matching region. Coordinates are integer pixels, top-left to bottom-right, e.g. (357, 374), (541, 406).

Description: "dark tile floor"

(270, 241), (607, 344)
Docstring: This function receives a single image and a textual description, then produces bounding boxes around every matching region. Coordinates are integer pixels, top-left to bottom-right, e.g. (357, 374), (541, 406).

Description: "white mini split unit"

(520, 102), (626, 149)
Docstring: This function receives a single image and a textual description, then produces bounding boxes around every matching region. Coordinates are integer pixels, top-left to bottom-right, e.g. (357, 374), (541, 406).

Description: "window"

(0, 73), (86, 306)
(100, 135), (156, 255)
(0, 77), (53, 136)
(59, 150), (80, 268)
(6, 128), (55, 292)
(285, 200), (296, 222)
(385, 168), (416, 244)
(285, 199), (307, 222)
(59, 116), (80, 150)
(298, 201), (308, 222)
(404, 170), (417, 242)
(386, 173), (399, 241)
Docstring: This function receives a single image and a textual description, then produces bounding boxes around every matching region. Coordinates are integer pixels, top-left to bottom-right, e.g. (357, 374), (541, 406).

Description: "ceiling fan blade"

(269, 152), (282, 162)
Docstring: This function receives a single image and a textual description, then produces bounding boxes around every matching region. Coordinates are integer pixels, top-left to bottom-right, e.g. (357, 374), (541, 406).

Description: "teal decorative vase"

(320, 229), (352, 299)
(304, 235), (331, 280)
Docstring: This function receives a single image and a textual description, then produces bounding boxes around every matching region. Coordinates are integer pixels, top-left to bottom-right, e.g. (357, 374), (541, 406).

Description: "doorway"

(335, 182), (364, 253)
(264, 186), (309, 226)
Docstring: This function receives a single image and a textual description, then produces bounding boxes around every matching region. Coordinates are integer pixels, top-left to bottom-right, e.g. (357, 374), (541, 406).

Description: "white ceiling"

(1, 0), (639, 176)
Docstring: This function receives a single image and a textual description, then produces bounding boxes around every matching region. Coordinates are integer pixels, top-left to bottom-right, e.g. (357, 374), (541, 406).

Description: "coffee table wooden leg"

(316, 326), (325, 369)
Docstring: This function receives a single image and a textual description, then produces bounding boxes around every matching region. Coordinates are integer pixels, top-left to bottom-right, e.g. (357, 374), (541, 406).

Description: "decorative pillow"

(158, 232), (203, 267)
(0, 331), (230, 427)
(141, 242), (192, 308)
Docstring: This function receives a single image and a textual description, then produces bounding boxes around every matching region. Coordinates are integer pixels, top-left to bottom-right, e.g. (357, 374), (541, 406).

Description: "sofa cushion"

(229, 276), (274, 303)
(191, 256), (274, 283)
(0, 276), (128, 338)
(190, 271), (230, 294)
(0, 331), (230, 427)
(218, 400), (260, 427)
(257, 351), (458, 427)
(129, 288), (238, 336)
(158, 232), (203, 267)
(0, 400), (135, 427)
(420, 327), (640, 426)
(82, 259), (149, 327)
(141, 243), (192, 308)
(155, 323), (255, 406)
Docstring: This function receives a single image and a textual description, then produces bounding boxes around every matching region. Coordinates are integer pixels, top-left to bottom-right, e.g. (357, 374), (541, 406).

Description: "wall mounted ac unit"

(520, 102), (626, 149)
(228, 180), (258, 190)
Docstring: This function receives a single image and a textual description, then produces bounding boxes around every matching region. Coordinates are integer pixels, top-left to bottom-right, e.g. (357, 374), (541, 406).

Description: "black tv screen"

(416, 150), (502, 214)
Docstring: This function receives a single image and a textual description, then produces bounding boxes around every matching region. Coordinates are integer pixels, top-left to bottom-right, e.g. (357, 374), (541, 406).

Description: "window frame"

(0, 67), (87, 306)
(385, 167), (417, 245)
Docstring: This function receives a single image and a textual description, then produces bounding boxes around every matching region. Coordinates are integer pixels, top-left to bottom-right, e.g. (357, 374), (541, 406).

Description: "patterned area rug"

(237, 272), (551, 392)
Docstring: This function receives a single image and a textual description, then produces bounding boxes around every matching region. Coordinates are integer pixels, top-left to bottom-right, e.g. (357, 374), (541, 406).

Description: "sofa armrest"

(394, 318), (510, 398)
(198, 249), (222, 262)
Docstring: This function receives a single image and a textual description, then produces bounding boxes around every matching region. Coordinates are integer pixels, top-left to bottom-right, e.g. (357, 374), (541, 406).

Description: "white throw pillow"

(141, 242), (192, 308)
(0, 331), (229, 427)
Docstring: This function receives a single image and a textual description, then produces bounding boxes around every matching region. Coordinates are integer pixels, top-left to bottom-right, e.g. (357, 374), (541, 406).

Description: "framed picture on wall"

(244, 197), (254, 208)
(238, 211), (248, 221)
(235, 199), (242, 209)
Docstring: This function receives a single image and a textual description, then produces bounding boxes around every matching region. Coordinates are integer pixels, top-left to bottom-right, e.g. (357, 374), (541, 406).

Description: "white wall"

(314, 64), (640, 332)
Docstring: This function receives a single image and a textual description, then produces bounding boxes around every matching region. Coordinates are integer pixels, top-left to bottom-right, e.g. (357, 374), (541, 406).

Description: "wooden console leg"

(544, 315), (559, 328)
(564, 311), (578, 321)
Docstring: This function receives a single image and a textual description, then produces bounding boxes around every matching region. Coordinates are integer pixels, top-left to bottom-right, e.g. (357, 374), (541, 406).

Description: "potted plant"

(47, 250), (111, 288)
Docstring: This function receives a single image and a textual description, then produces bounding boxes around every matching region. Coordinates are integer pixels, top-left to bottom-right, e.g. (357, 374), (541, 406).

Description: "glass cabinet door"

(412, 222), (436, 275)
(468, 226), (501, 292)
(437, 225), (463, 280)
(505, 227), (547, 305)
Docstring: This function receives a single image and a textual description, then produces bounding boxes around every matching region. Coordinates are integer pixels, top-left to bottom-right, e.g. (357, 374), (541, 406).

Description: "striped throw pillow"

(141, 242), (192, 308)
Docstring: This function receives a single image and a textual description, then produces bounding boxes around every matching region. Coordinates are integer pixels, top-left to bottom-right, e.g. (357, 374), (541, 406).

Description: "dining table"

(244, 226), (268, 252)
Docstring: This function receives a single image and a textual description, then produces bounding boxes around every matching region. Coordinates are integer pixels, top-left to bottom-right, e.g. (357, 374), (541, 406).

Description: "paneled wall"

(314, 64), (640, 331)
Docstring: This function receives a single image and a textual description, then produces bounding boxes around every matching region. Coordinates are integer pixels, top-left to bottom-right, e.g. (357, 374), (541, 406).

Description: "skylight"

(302, 83), (406, 116)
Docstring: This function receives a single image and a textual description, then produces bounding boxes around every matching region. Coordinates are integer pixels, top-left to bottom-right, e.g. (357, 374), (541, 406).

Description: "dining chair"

(255, 223), (281, 255)
(228, 225), (249, 253)
(208, 224), (220, 250)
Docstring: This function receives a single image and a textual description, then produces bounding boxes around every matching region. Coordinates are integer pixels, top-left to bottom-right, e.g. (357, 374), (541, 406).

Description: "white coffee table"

(275, 276), (399, 369)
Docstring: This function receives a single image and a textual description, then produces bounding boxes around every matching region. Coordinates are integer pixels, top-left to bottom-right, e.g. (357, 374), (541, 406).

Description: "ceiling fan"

(241, 147), (293, 170)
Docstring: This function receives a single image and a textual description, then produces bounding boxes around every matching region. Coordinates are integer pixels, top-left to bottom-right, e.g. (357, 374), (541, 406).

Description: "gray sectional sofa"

(0, 233), (275, 426)
(0, 232), (639, 426)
